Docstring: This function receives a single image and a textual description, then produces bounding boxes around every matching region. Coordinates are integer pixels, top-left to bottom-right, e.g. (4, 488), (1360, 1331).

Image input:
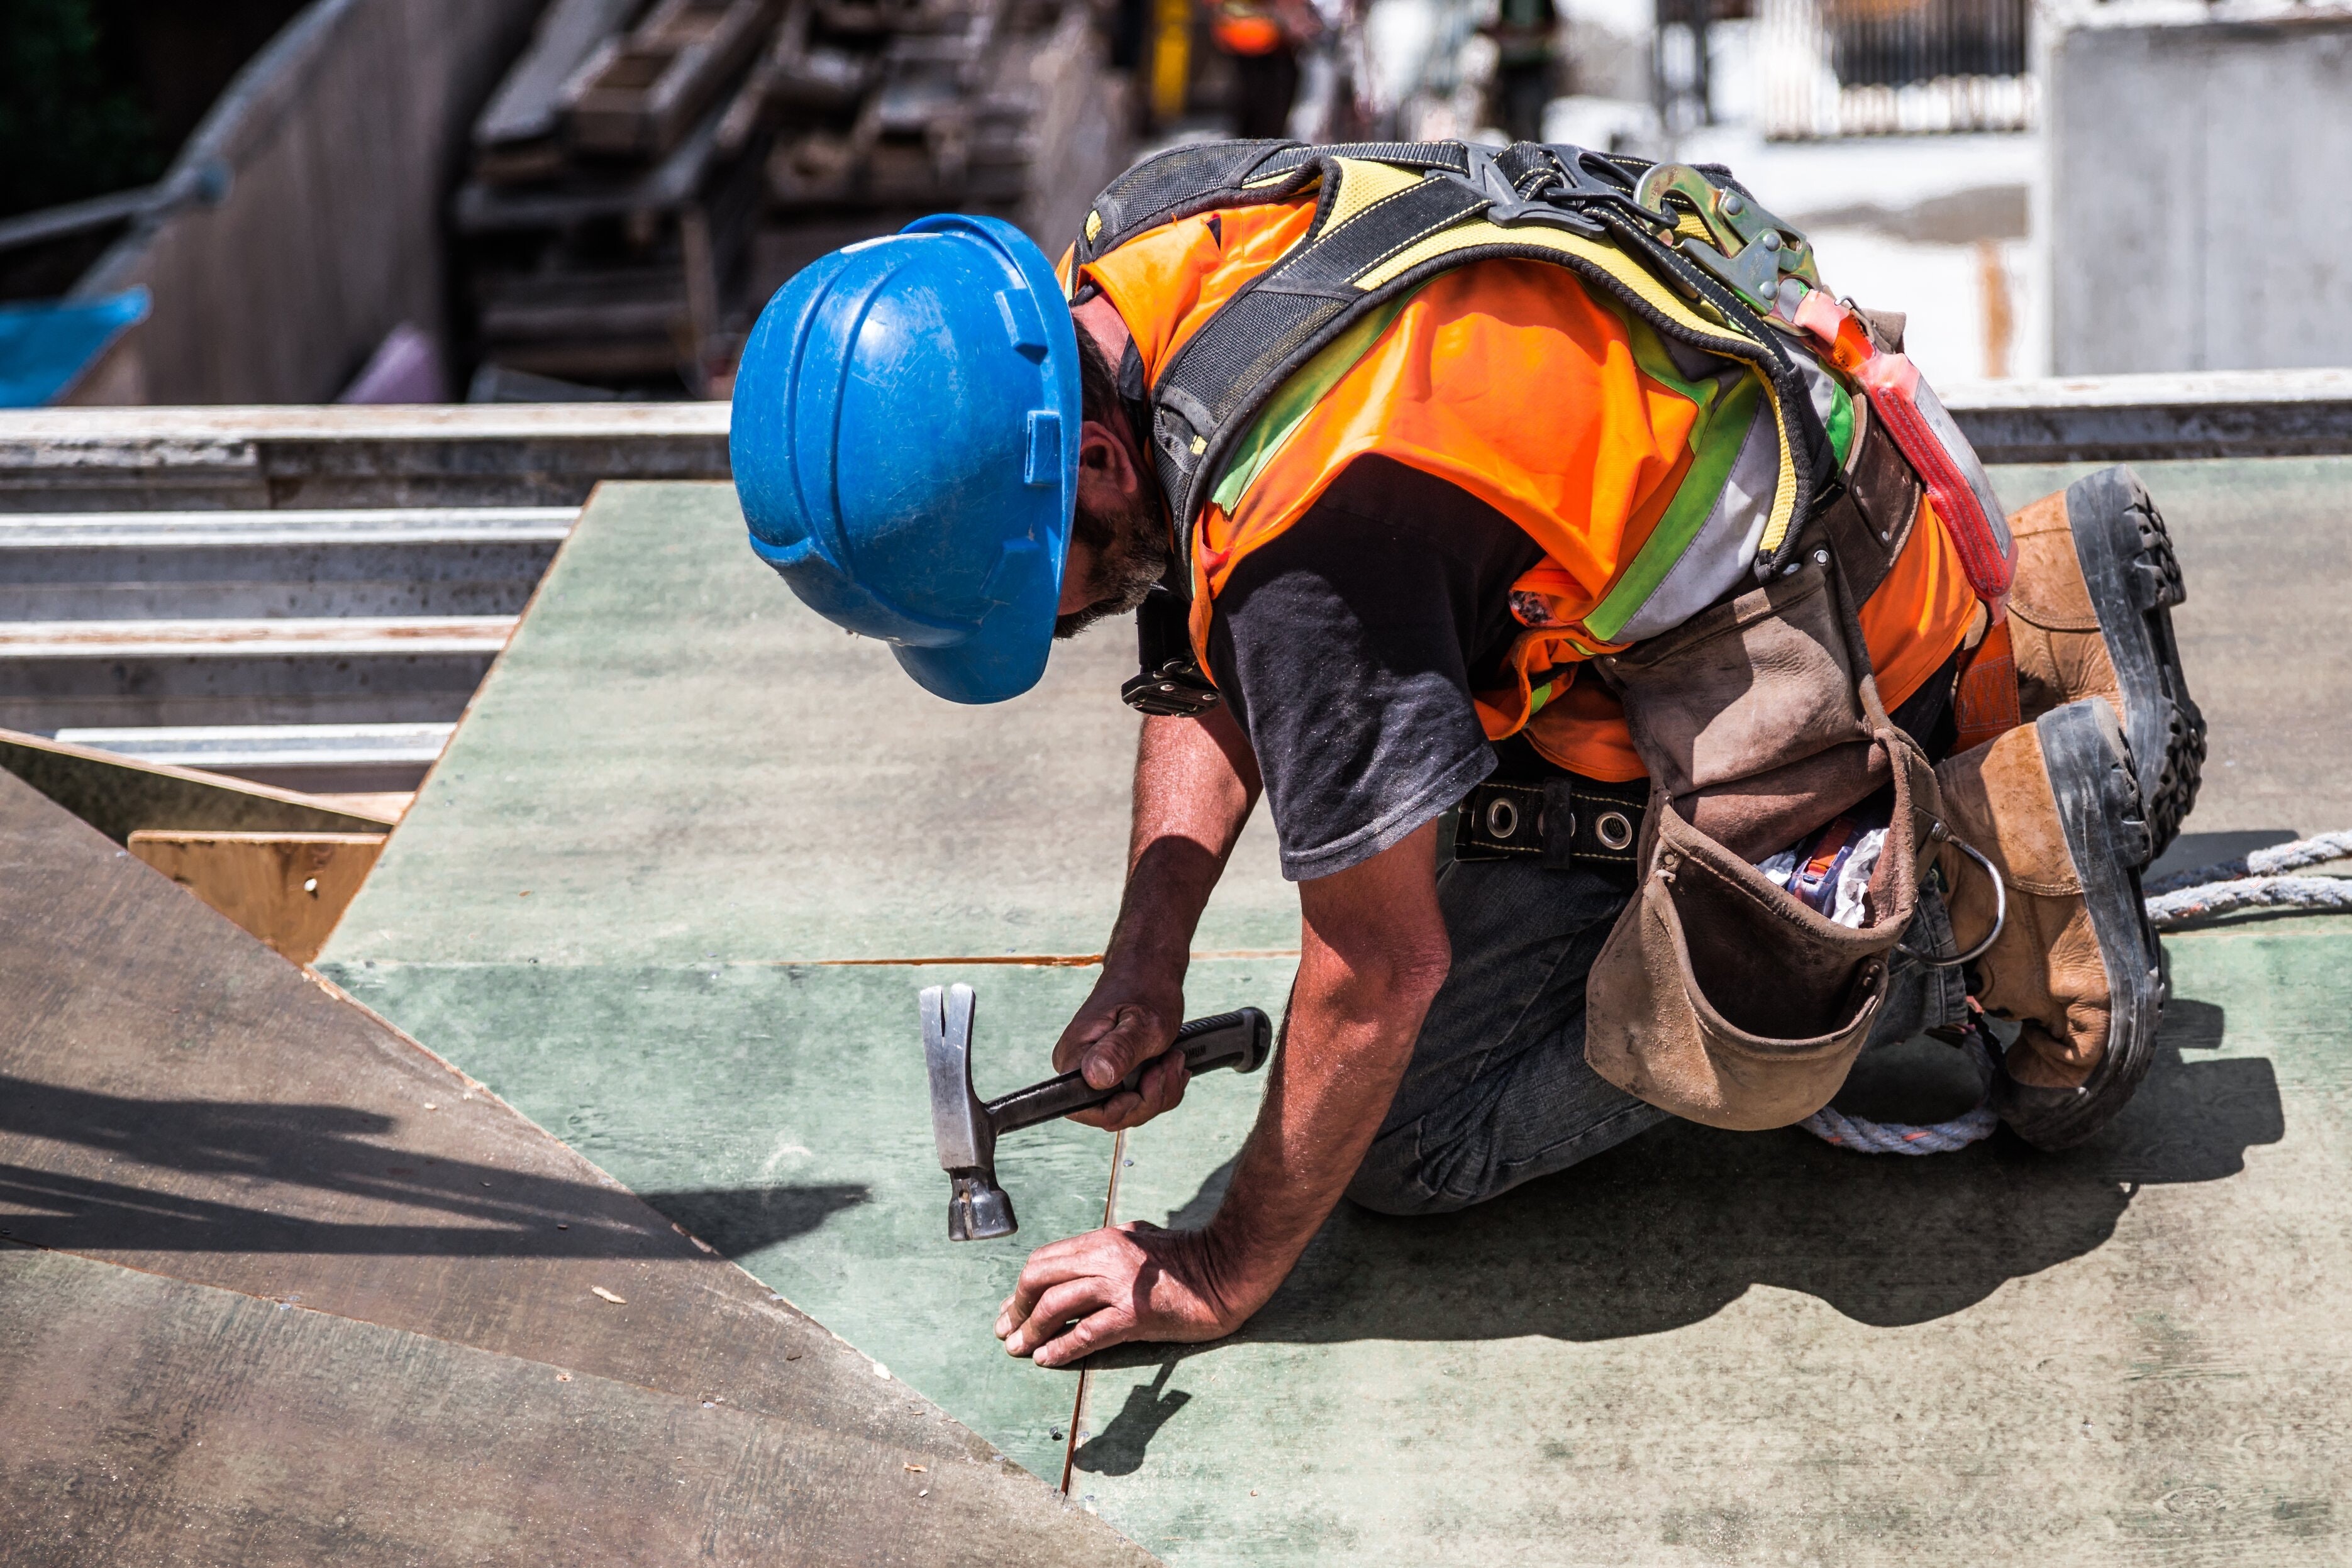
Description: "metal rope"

(1799, 1029), (2000, 1155)
(2143, 829), (2352, 896)
(1801, 831), (2351, 1155)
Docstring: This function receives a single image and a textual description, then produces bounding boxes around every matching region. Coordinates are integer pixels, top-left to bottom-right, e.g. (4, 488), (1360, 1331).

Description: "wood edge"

(0, 726), (404, 828)
(125, 830), (390, 845)
(394, 486), (597, 810)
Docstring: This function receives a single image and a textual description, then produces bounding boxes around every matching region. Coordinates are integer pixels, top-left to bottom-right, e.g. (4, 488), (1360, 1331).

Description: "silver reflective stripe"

(1788, 349), (1844, 434)
(1609, 402), (1780, 644)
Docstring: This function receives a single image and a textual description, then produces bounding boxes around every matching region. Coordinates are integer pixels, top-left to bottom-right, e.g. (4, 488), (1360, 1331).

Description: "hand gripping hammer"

(923, 983), (1272, 1242)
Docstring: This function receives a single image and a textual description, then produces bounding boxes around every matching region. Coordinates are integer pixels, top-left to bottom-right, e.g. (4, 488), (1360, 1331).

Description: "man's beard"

(1055, 492), (1172, 639)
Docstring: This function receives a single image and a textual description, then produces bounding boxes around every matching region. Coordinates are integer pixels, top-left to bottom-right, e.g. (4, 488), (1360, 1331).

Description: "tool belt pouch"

(1583, 555), (1943, 1130)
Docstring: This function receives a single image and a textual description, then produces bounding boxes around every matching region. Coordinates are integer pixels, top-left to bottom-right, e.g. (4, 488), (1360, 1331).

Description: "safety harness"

(1073, 138), (1846, 626)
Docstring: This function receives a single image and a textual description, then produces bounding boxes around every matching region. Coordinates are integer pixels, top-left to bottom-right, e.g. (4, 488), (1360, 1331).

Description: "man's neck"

(1073, 292), (1132, 368)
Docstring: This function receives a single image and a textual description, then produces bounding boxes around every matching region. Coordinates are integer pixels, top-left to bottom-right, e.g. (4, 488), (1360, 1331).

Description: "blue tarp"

(0, 290), (150, 407)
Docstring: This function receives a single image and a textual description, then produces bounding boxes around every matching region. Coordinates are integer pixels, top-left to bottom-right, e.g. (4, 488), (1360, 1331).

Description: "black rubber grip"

(984, 1006), (1272, 1136)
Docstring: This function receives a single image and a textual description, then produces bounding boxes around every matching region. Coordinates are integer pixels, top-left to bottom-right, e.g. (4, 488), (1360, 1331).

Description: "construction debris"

(457, 0), (1129, 395)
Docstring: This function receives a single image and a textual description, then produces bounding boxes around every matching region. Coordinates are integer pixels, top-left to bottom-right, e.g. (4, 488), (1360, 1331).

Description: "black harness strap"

(1116, 141), (1836, 580)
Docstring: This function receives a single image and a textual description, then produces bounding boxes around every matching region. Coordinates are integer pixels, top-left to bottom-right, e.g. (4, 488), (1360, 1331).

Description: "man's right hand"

(1052, 974), (1190, 1132)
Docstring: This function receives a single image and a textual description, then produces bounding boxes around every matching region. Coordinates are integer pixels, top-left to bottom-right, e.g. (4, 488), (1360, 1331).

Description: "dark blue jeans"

(1345, 849), (1968, 1216)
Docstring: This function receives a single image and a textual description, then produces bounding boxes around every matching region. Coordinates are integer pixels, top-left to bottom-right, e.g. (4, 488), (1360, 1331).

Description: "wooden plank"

(476, 0), (649, 160)
(1942, 367), (2352, 463)
(0, 770), (1151, 1563)
(0, 726), (397, 841)
(0, 507), (577, 547)
(0, 1247), (1154, 1567)
(0, 406), (729, 512)
(126, 831), (387, 964)
(563, 0), (782, 159)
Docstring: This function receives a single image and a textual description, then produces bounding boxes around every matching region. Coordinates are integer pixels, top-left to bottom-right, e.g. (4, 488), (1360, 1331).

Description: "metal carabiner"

(1899, 832), (2007, 968)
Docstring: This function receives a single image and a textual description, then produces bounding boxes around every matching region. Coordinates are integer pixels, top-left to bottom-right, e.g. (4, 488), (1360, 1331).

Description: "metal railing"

(1756, 0), (2035, 138)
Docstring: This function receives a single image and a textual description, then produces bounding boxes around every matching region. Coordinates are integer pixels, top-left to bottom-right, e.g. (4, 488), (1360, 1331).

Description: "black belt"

(1453, 772), (1648, 871)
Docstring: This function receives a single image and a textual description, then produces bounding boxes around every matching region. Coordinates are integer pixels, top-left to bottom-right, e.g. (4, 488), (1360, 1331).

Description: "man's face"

(1056, 416), (1169, 639)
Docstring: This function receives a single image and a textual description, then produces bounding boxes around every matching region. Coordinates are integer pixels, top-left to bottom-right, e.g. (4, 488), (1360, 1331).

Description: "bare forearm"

(1104, 707), (1260, 978)
(1001, 819), (1450, 1362)
(1198, 822), (1450, 1314)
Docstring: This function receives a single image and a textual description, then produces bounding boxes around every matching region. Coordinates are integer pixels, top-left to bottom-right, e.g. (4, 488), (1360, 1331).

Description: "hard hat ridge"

(730, 213), (1081, 703)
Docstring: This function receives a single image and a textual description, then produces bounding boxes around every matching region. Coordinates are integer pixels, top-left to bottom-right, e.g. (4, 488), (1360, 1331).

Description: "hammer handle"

(983, 1007), (1272, 1137)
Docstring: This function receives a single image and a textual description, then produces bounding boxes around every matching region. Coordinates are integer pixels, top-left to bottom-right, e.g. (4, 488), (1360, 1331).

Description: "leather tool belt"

(1453, 773), (1650, 876)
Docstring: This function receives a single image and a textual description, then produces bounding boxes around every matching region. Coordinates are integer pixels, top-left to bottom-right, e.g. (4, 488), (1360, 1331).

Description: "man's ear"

(1075, 418), (1144, 513)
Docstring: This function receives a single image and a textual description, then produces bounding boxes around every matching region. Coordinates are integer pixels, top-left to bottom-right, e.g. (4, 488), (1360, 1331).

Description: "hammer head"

(922, 983), (1018, 1241)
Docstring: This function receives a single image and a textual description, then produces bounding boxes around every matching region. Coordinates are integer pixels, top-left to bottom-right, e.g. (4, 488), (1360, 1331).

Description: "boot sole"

(2062, 465), (2207, 864)
(1992, 700), (2165, 1151)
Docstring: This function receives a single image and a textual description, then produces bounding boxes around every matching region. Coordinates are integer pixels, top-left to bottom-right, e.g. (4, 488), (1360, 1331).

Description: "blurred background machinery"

(457, 0), (1126, 397)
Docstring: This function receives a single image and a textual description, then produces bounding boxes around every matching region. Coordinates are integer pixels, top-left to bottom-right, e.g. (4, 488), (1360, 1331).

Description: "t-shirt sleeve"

(1204, 457), (1544, 881)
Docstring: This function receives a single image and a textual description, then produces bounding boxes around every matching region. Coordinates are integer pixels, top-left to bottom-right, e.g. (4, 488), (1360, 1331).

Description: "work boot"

(1934, 700), (2163, 1151)
(2005, 465), (2205, 862)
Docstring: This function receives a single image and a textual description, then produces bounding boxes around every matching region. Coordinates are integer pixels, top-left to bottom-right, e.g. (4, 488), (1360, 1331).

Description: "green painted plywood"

(320, 957), (1294, 1482)
(321, 482), (1292, 969)
(1075, 923), (2352, 1564)
(310, 461), (2349, 1557)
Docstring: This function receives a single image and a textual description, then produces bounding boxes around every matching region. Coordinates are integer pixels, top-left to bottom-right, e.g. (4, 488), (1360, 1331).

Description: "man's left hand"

(995, 1222), (1253, 1368)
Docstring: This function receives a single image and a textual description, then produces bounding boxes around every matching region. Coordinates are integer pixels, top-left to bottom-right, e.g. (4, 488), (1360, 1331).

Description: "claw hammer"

(922, 983), (1272, 1241)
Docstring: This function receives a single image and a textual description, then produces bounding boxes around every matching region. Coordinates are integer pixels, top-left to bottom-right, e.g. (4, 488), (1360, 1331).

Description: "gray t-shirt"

(1204, 456), (1545, 881)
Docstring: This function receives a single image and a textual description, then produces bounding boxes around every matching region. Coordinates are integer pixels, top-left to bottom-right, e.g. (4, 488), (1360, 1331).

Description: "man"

(1203, 0), (1320, 139)
(729, 141), (2201, 1371)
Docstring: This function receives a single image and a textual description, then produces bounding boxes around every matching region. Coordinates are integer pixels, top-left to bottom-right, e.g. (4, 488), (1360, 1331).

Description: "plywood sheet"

(127, 830), (385, 962)
(0, 770), (1148, 1564)
(0, 726), (397, 841)
(320, 481), (1291, 969)
(321, 956), (1290, 1482)
(1077, 928), (2351, 1564)
(311, 463), (2349, 1562)
(0, 1245), (1151, 1567)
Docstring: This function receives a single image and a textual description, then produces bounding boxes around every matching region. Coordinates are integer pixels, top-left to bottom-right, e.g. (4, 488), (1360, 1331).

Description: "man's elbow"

(1334, 936), (1451, 1016)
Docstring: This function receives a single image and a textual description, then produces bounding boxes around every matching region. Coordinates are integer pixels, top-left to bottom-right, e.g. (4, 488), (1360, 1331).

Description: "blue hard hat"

(730, 213), (1080, 704)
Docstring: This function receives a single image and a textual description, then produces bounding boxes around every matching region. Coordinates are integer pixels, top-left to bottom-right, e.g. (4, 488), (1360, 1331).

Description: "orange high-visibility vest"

(1073, 196), (1976, 780)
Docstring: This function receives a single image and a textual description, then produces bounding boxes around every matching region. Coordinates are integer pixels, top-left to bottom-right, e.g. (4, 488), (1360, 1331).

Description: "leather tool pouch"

(1583, 546), (1944, 1130)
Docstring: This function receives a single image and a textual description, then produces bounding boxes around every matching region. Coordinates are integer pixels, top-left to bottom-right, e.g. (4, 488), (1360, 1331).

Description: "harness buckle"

(1122, 584), (1222, 717)
(1456, 143), (1675, 238)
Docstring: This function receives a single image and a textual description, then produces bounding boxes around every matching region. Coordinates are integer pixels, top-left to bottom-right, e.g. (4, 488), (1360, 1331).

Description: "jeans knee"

(1345, 1129), (1481, 1217)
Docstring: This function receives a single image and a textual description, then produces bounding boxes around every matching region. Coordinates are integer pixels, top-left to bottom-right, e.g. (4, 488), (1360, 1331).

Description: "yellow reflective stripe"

(1352, 220), (1743, 345)
(1323, 158), (1428, 231)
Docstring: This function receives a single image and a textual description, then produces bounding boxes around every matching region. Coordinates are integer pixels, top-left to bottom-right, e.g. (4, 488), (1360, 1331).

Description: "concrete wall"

(2049, 12), (2352, 375)
(69, 0), (542, 405)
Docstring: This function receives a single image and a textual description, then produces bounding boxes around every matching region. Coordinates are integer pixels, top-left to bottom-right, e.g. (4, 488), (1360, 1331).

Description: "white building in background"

(2044, 2), (2352, 375)
(1347, 0), (2352, 383)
